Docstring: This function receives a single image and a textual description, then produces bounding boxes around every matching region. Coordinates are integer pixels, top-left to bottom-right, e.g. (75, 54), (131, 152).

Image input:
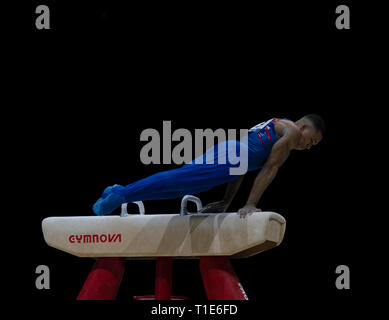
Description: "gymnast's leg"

(92, 140), (246, 215)
(93, 164), (238, 215)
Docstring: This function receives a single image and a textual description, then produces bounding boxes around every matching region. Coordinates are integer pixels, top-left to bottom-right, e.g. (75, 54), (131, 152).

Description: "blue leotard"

(93, 118), (280, 215)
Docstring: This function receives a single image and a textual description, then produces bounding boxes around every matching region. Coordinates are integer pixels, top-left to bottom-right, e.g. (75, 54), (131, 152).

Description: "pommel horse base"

(42, 195), (286, 300)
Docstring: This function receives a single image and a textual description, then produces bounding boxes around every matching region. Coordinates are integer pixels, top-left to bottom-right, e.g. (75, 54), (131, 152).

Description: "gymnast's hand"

(199, 200), (229, 213)
(237, 204), (262, 218)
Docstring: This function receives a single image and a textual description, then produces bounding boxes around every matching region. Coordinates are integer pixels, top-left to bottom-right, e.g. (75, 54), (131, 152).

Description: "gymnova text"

(140, 121), (248, 175)
(68, 233), (122, 243)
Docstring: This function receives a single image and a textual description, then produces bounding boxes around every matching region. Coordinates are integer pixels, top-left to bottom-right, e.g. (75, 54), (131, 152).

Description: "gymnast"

(93, 115), (325, 218)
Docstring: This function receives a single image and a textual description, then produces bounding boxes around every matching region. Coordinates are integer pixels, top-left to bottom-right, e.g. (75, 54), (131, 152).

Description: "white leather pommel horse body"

(42, 195), (286, 300)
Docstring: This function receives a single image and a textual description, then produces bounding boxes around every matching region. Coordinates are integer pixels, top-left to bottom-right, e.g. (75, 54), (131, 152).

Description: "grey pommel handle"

(180, 195), (202, 216)
(121, 201), (145, 217)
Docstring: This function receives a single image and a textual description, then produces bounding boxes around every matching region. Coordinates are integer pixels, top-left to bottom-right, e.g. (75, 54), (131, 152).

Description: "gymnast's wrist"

(221, 198), (231, 206)
(244, 202), (257, 208)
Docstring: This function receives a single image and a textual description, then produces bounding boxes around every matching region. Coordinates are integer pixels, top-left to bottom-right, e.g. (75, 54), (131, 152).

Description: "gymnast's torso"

(247, 118), (280, 171)
(246, 117), (297, 171)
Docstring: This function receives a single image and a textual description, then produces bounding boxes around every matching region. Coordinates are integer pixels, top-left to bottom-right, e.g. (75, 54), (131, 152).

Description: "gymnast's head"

(294, 114), (326, 150)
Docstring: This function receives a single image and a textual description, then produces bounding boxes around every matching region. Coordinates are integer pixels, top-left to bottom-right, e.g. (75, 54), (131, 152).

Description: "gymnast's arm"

(238, 129), (298, 217)
(223, 175), (245, 207)
(199, 175), (245, 213)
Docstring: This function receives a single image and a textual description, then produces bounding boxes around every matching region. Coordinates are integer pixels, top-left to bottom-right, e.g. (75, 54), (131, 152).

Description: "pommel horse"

(42, 195), (286, 300)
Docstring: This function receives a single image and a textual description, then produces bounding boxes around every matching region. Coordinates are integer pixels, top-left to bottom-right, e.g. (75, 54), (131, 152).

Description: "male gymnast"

(93, 114), (325, 218)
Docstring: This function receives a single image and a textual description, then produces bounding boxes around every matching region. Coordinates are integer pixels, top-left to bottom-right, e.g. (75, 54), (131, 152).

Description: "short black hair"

(304, 114), (326, 136)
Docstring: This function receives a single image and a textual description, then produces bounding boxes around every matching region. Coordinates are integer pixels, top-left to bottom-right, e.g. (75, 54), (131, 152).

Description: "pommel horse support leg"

(77, 257), (125, 300)
(200, 257), (248, 300)
(42, 196), (286, 300)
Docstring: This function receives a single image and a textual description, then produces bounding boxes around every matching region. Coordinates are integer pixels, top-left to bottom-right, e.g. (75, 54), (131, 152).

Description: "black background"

(8, 0), (384, 318)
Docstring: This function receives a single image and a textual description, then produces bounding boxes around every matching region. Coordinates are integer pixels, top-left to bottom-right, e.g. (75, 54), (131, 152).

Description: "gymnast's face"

(297, 124), (323, 150)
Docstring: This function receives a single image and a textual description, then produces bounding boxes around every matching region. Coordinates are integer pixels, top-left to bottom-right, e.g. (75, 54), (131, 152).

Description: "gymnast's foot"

(93, 192), (126, 215)
(101, 184), (122, 199)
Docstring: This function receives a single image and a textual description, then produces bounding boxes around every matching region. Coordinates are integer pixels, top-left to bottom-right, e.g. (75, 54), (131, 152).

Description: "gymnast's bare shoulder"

(274, 119), (301, 147)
